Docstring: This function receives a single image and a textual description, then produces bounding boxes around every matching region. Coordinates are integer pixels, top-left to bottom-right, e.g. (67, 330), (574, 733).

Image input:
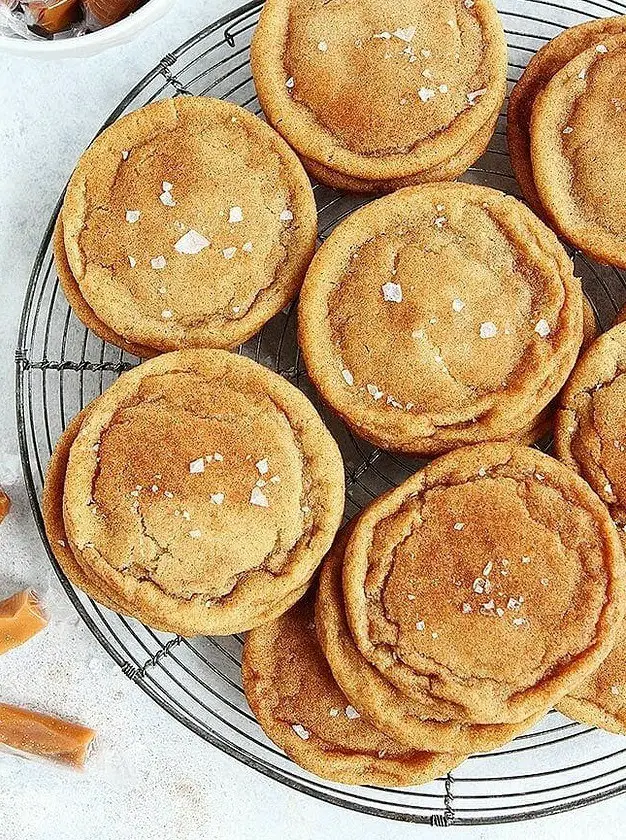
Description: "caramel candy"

(83, 0), (141, 27)
(0, 590), (48, 655)
(0, 703), (95, 767)
(0, 487), (10, 524)
(26, 0), (81, 34)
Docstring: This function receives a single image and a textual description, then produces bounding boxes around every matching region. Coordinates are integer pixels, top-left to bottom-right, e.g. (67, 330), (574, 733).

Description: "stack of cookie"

(244, 443), (626, 783)
(508, 16), (626, 267)
(43, 350), (345, 636)
(54, 95), (318, 357)
(252, 0), (508, 193)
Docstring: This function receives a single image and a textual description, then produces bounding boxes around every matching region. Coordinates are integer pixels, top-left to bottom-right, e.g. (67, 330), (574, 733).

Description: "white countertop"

(0, 2), (624, 837)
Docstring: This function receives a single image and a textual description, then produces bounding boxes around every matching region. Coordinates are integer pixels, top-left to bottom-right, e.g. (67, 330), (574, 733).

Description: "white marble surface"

(0, 2), (625, 838)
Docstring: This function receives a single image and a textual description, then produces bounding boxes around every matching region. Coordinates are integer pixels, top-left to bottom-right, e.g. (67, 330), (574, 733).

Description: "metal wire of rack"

(15, 0), (626, 826)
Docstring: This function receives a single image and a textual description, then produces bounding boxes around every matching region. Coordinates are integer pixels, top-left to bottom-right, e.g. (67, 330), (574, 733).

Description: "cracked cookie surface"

(315, 529), (542, 753)
(60, 350), (344, 636)
(251, 0), (507, 189)
(342, 443), (626, 724)
(243, 589), (466, 785)
(298, 183), (583, 455)
(531, 34), (626, 268)
(60, 96), (317, 354)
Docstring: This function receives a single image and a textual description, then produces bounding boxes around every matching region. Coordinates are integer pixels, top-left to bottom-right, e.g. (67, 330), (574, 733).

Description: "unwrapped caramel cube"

(0, 703), (95, 767)
(0, 487), (10, 524)
(0, 589), (48, 655)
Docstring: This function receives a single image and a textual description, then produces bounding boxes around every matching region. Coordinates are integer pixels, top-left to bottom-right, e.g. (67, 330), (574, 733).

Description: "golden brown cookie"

(515, 294), (597, 444)
(251, 0), (507, 191)
(507, 15), (626, 217)
(531, 35), (626, 268)
(60, 97), (317, 354)
(59, 351), (344, 637)
(54, 219), (156, 360)
(555, 321), (626, 532)
(315, 529), (543, 753)
(243, 591), (466, 785)
(342, 443), (626, 725)
(557, 622), (626, 736)
(43, 407), (311, 631)
(298, 183), (583, 455)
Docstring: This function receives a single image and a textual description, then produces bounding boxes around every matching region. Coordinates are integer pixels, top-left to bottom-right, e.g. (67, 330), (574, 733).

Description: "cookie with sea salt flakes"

(42, 406), (311, 632)
(315, 528), (544, 754)
(531, 35), (626, 268)
(507, 15), (626, 217)
(243, 591), (467, 786)
(342, 443), (626, 725)
(60, 350), (345, 637)
(251, 0), (507, 192)
(298, 183), (583, 456)
(60, 96), (317, 355)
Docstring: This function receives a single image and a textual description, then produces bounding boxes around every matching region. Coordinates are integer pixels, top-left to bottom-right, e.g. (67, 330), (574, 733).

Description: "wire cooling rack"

(15, 0), (626, 826)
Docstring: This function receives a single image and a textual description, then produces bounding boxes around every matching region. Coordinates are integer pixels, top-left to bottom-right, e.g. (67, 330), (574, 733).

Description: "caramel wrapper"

(0, 589), (48, 655)
(25, 0), (81, 33)
(0, 704), (96, 767)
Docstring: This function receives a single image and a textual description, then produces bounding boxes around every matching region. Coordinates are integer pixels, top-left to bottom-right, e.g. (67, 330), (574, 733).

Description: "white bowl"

(0, 0), (176, 57)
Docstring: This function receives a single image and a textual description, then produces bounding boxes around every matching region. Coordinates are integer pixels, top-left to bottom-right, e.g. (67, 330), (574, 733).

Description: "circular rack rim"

(15, 0), (626, 827)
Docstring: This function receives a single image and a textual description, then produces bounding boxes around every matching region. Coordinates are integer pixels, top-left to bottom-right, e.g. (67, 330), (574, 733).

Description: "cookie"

(298, 183), (583, 455)
(315, 529), (543, 753)
(342, 443), (626, 724)
(251, 0), (507, 191)
(54, 219), (156, 360)
(515, 294), (597, 444)
(43, 407), (311, 631)
(60, 97), (317, 354)
(59, 350), (344, 636)
(555, 321), (626, 533)
(557, 622), (626, 736)
(531, 35), (626, 268)
(243, 590), (466, 785)
(507, 15), (626, 217)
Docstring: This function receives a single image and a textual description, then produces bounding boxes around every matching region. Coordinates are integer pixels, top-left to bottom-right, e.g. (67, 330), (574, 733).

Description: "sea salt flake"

(454, 522), (465, 530)
(422, 69), (433, 79)
(280, 209), (294, 222)
(318, 40), (328, 52)
(416, 620), (426, 631)
(393, 26), (416, 42)
(188, 529), (202, 539)
(175, 229), (210, 255)
(367, 383), (384, 400)
(578, 68), (587, 80)
(229, 206), (244, 223)
(210, 493), (225, 505)
(126, 210), (141, 223)
(512, 617), (527, 627)
(464, 0), (474, 6)
(152, 256), (167, 270)
(256, 459), (269, 475)
(483, 561), (493, 576)
(418, 87), (436, 103)
(270, 476), (281, 484)
(342, 369), (354, 386)
(611, 685), (621, 696)
(250, 487), (269, 507)
(122, 150), (130, 160)
(382, 282), (403, 302)
(439, 84), (449, 94)
(242, 241), (254, 253)
(128, 256), (137, 268)
(480, 321), (497, 339)
(478, 467), (487, 477)
(160, 191), (176, 207)
(214, 453), (224, 462)
(407, 593), (416, 600)
(452, 298), (465, 313)
(605, 482), (613, 494)
(292, 723), (309, 740)
(434, 216), (447, 228)
(421, 48), (431, 57)
(286, 76), (295, 89)
(412, 329), (425, 339)
(373, 31), (392, 40)
(345, 705), (360, 719)
(507, 597), (521, 610)
(223, 247), (237, 259)
(189, 458), (205, 474)
(462, 603), (472, 613)
(161, 309), (173, 319)
(596, 44), (608, 53)
(467, 88), (487, 105)
(535, 318), (551, 337)
(329, 707), (340, 717)
(473, 577), (486, 594)
(563, 126), (574, 135)
(521, 555), (531, 564)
